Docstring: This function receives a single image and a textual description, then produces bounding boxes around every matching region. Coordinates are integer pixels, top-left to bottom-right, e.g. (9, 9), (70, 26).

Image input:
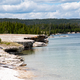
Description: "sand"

(0, 67), (24, 80)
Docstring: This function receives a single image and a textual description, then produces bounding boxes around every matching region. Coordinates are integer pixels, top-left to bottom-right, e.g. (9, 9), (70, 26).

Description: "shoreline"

(0, 49), (34, 80)
(0, 34), (48, 80)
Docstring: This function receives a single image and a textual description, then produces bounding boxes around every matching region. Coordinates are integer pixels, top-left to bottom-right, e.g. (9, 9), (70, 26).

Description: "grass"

(0, 41), (22, 46)
(0, 42), (10, 45)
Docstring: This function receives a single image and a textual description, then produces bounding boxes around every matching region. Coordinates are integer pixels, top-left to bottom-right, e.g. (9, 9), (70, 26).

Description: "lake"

(22, 33), (80, 80)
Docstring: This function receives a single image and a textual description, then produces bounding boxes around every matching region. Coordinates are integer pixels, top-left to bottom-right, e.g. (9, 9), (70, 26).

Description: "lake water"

(22, 33), (80, 80)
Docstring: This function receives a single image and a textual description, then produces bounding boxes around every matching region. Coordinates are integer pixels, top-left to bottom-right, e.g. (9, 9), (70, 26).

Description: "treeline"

(1, 18), (80, 25)
(0, 21), (41, 34)
(39, 23), (80, 35)
(0, 20), (80, 35)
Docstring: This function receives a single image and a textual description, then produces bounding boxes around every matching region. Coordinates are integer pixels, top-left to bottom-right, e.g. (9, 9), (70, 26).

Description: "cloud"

(0, 0), (80, 19)
(0, 0), (80, 5)
(0, 0), (22, 5)
(0, 1), (56, 13)
(24, 0), (80, 3)
(61, 2), (80, 11)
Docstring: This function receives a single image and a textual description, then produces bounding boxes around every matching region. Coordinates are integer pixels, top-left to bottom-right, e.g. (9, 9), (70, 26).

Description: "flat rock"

(33, 42), (47, 47)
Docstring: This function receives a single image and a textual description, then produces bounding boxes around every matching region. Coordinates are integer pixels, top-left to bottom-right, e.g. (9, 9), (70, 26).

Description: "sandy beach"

(0, 66), (34, 80)
(0, 67), (24, 80)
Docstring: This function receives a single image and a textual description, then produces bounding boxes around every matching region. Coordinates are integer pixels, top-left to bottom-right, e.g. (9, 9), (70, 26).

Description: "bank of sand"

(0, 67), (34, 80)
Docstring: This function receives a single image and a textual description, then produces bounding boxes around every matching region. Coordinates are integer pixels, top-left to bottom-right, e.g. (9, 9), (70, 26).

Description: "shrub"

(0, 38), (1, 43)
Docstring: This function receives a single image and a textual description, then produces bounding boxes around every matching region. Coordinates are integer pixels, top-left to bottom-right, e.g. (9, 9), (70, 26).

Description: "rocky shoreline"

(0, 48), (34, 80)
(0, 34), (48, 80)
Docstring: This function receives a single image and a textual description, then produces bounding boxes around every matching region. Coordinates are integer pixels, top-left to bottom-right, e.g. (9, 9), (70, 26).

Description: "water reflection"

(20, 33), (80, 80)
(33, 47), (48, 52)
(20, 46), (48, 55)
(21, 49), (35, 55)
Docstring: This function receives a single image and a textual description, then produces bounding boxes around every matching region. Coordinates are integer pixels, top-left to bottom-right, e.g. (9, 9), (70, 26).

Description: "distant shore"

(51, 32), (80, 35)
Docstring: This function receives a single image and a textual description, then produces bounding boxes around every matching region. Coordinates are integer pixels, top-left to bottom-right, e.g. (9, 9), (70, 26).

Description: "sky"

(0, 0), (80, 19)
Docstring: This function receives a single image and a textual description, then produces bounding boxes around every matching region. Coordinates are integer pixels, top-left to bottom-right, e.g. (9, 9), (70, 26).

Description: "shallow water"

(22, 33), (80, 80)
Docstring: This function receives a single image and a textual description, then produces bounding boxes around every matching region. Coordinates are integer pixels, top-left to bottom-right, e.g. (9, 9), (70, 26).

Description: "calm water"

(22, 33), (80, 80)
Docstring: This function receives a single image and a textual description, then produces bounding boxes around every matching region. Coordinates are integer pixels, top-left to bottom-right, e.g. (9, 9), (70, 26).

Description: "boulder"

(33, 42), (47, 47)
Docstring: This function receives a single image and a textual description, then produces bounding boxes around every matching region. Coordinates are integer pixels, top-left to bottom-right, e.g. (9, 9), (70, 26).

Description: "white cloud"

(61, 2), (80, 10)
(0, 1), (56, 13)
(0, 0), (80, 19)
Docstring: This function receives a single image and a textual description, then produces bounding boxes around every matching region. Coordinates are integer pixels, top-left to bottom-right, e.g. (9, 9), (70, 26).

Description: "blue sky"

(0, 0), (80, 19)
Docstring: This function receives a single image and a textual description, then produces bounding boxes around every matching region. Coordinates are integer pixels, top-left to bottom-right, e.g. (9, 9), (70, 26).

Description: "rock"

(0, 57), (5, 62)
(0, 47), (3, 49)
(20, 64), (27, 66)
(33, 42), (47, 47)
(0, 34), (35, 50)
(44, 38), (49, 43)
(0, 49), (26, 70)
(16, 41), (34, 49)
(24, 34), (48, 43)
(15, 62), (24, 67)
